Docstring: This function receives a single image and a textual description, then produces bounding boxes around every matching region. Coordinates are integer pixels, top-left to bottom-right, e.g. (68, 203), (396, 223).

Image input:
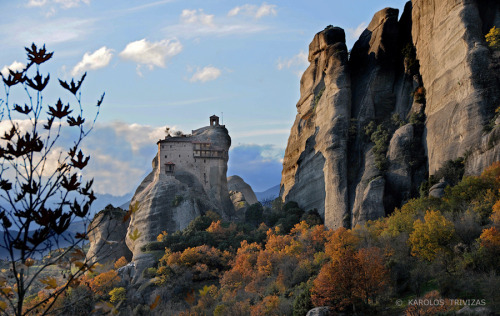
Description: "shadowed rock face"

(86, 205), (132, 265)
(281, 1), (500, 229)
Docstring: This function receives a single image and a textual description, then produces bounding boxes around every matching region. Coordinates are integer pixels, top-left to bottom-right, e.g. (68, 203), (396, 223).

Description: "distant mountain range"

(255, 185), (280, 203)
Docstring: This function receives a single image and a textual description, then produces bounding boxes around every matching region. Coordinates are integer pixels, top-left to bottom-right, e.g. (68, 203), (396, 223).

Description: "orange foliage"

(250, 295), (280, 316)
(324, 227), (359, 262)
(492, 199), (500, 226)
(311, 247), (389, 311)
(113, 256), (128, 270)
(480, 227), (500, 251)
(481, 161), (500, 183)
(85, 270), (120, 296)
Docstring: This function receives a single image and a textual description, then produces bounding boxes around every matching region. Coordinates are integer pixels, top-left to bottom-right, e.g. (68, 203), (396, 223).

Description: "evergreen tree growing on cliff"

(0, 44), (104, 316)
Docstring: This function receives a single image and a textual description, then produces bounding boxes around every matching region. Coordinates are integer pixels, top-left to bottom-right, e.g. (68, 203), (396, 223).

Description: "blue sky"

(0, 0), (409, 195)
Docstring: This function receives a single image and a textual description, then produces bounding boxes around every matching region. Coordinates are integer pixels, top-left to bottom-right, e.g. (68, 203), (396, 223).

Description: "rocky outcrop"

(412, 0), (500, 174)
(227, 175), (258, 205)
(429, 179), (448, 198)
(306, 307), (331, 316)
(86, 205), (132, 265)
(281, 0), (500, 229)
(280, 26), (351, 229)
(125, 124), (234, 282)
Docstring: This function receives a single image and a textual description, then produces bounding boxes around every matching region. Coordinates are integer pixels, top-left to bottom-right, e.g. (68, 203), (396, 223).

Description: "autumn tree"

(0, 44), (103, 315)
(409, 210), (455, 261)
(311, 246), (389, 312)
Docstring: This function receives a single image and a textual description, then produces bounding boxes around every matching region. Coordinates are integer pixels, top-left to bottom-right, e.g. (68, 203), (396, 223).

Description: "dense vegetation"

(21, 162), (500, 315)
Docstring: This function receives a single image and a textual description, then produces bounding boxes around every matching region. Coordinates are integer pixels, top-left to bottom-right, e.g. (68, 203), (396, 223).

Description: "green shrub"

(402, 42), (419, 74)
(172, 195), (184, 207)
(142, 267), (157, 279)
(433, 157), (465, 186)
(293, 285), (313, 316)
(313, 86), (325, 109)
(245, 203), (264, 226)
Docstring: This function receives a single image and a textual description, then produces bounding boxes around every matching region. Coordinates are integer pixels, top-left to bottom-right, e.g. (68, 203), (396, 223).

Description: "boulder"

(306, 307), (332, 316)
(429, 178), (448, 198)
(227, 175), (258, 205)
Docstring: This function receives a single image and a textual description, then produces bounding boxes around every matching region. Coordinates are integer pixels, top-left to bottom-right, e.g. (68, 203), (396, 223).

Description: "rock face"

(86, 205), (132, 265)
(228, 176), (258, 220)
(412, 0), (500, 174)
(125, 121), (234, 281)
(281, 1), (500, 229)
(227, 175), (258, 205)
(280, 26), (351, 229)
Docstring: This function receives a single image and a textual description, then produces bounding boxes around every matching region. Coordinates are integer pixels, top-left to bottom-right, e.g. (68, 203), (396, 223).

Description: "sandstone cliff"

(281, 0), (500, 229)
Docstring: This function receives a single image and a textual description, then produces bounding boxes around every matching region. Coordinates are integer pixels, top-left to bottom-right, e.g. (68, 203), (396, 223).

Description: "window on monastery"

(170, 145), (172, 148)
(204, 159), (206, 163)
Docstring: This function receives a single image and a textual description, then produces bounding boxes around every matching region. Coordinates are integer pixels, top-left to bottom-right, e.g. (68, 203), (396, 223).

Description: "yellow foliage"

(409, 210), (455, 261)
(486, 26), (500, 50)
(157, 231), (168, 242)
(40, 276), (58, 290)
(109, 287), (126, 304)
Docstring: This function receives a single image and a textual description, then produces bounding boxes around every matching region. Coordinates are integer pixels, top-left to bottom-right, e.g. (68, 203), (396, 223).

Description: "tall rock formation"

(280, 0), (500, 229)
(280, 26), (351, 229)
(124, 118), (234, 281)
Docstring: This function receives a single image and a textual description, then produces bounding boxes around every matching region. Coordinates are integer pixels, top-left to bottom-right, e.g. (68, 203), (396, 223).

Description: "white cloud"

(53, 0), (90, 9)
(181, 9), (215, 27)
(190, 66), (221, 83)
(27, 0), (89, 8)
(71, 46), (113, 76)
(228, 3), (277, 19)
(119, 38), (183, 75)
(164, 7), (269, 38)
(0, 120), (175, 196)
(277, 51), (308, 70)
(277, 51), (308, 78)
(6, 17), (95, 45)
(27, 0), (48, 7)
(1, 61), (25, 77)
(347, 21), (367, 40)
(256, 3), (277, 18)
